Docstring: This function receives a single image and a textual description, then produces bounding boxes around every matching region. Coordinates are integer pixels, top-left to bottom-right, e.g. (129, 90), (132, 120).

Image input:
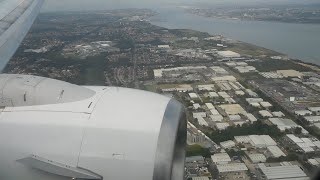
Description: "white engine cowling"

(0, 74), (187, 180)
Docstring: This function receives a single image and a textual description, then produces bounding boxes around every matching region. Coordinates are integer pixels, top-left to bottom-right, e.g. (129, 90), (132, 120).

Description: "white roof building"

(305, 116), (320, 123)
(193, 112), (207, 119)
(217, 51), (241, 58)
(235, 90), (245, 96)
(210, 114), (223, 122)
(210, 66), (229, 75)
(246, 98), (264, 103)
(192, 177), (210, 180)
(259, 110), (273, 118)
(189, 93), (199, 99)
(220, 140), (236, 149)
(249, 135), (277, 148)
(269, 118), (299, 131)
(205, 103), (215, 110)
(209, 92), (219, 98)
(215, 123), (230, 130)
(211, 153), (231, 164)
(216, 163), (248, 173)
(210, 109), (220, 115)
(258, 163), (308, 180)
(276, 70), (304, 78)
(308, 107), (320, 113)
(245, 89), (258, 97)
(286, 134), (304, 143)
(212, 76), (237, 82)
(197, 117), (209, 127)
(228, 114), (241, 121)
(193, 103), (201, 110)
(248, 153), (267, 163)
(272, 111), (285, 117)
(245, 113), (258, 123)
(295, 110), (312, 116)
(267, 146), (286, 158)
(219, 104), (246, 115)
(260, 101), (273, 108)
(286, 134), (316, 153)
(218, 91), (230, 98)
(198, 84), (215, 91)
(250, 102), (261, 108)
(234, 136), (251, 144)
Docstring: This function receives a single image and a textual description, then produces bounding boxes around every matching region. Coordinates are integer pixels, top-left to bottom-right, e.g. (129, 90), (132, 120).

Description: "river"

(149, 7), (320, 65)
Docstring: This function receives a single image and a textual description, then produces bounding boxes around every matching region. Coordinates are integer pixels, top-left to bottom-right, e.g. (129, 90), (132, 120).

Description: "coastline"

(149, 7), (320, 66)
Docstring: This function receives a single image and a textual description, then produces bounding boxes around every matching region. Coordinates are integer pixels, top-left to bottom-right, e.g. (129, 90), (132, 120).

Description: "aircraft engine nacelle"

(0, 74), (187, 180)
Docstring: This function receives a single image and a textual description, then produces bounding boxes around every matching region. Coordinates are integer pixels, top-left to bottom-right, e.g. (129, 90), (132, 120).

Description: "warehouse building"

(304, 116), (320, 123)
(216, 163), (248, 173)
(249, 135), (277, 148)
(244, 113), (258, 123)
(295, 110), (312, 116)
(258, 162), (308, 180)
(259, 110), (274, 118)
(220, 140), (236, 149)
(210, 114), (223, 122)
(267, 146), (286, 158)
(308, 107), (320, 115)
(215, 123), (230, 130)
(211, 153), (231, 165)
(217, 51), (241, 58)
(234, 136), (251, 144)
(219, 104), (246, 115)
(247, 153), (267, 163)
(208, 92), (219, 98)
(198, 84), (215, 91)
(269, 118), (299, 131)
(189, 93), (200, 99)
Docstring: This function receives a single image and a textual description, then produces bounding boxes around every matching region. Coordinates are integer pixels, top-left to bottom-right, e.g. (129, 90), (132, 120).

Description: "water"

(149, 7), (320, 65)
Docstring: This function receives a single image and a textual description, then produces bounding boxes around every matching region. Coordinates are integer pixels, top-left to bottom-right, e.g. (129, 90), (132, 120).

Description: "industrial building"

(191, 177), (210, 180)
(216, 163), (248, 173)
(295, 110), (312, 116)
(219, 104), (246, 115)
(215, 123), (230, 130)
(259, 110), (274, 118)
(210, 114), (223, 122)
(304, 116), (320, 123)
(248, 135), (277, 148)
(211, 75), (237, 82)
(211, 153), (231, 164)
(234, 136), (251, 144)
(198, 84), (215, 91)
(208, 92), (219, 98)
(189, 93), (200, 99)
(244, 113), (258, 123)
(247, 153), (267, 163)
(267, 146), (286, 158)
(286, 134), (320, 153)
(258, 162), (308, 180)
(220, 140), (236, 149)
(276, 70), (304, 78)
(269, 118), (300, 131)
(217, 51), (241, 58)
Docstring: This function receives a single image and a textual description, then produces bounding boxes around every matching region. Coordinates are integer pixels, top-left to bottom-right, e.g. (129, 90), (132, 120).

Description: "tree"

(294, 127), (302, 134)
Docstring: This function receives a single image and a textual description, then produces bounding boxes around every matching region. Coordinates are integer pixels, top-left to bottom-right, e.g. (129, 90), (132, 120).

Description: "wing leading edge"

(0, 0), (44, 71)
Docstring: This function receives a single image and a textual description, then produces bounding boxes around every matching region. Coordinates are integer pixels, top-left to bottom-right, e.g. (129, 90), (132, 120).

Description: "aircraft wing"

(0, 0), (44, 71)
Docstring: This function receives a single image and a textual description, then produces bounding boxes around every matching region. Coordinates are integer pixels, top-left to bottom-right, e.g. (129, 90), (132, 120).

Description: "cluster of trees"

(207, 121), (283, 143)
(186, 145), (211, 158)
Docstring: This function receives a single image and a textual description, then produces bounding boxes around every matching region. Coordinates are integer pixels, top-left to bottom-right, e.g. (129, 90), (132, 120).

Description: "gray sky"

(41, 0), (320, 12)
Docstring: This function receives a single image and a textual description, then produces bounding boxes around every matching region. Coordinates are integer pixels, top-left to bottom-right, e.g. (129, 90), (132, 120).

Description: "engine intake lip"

(153, 99), (187, 180)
